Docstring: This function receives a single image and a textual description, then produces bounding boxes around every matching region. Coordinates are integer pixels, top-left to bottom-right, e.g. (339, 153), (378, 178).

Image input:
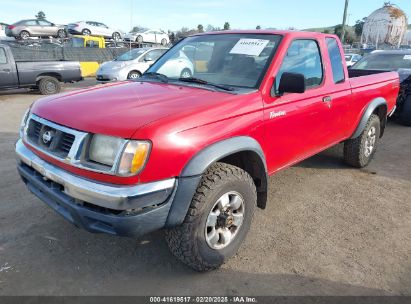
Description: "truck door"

(0, 47), (17, 88)
(263, 39), (332, 172)
(322, 37), (354, 140)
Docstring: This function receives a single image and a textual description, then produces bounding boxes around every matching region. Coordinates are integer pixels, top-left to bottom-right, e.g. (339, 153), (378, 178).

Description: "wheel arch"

(165, 136), (268, 228)
(351, 97), (387, 139)
(36, 73), (62, 83)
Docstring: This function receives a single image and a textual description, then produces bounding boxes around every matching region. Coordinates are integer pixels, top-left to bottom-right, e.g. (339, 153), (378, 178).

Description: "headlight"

(19, 108), (30, 138)
(89, 135), (125, 166)
(118, 141), (151, 176)
(87, 135), (151, 176)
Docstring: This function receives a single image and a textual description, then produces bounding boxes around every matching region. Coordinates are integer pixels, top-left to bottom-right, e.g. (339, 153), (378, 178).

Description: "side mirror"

(276, 72), (306, 96)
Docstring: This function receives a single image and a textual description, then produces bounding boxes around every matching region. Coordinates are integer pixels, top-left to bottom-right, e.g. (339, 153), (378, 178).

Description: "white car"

(345, 53), (362, 67)
(157, 50), (194, 78)
(96, 48), (168, 82)
(67, 21), (123, 40)
(124, 29), (169, 46)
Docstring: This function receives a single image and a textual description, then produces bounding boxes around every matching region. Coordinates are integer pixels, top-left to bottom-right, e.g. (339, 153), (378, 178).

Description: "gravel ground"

(0, 82), (410, 296)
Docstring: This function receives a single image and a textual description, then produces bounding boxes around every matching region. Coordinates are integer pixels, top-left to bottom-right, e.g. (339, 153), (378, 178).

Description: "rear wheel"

(57, 29), (66, 38)
(399, 96), (411, 127)
(161, 38), (167, 46)
(136, 35), (143, 43)
(19, 30), (30, 40)
(165, 163), (257, 272)
(38, 77), (61, 95)
(127, 70), (141, 80)
(82, 29), (91, 36)
(344, 114), (381, 168)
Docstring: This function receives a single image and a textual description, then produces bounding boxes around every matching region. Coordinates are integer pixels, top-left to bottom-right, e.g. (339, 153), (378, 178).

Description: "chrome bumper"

(15, 139), (175, 211)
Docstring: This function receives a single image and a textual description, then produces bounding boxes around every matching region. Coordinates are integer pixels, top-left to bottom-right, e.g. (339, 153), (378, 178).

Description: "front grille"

(26, 118), (76, 158)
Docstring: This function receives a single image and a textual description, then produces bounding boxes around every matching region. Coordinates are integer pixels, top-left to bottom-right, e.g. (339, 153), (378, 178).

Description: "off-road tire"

(344, 114), (381, 168)
(399, 96), (411, 127)
(165, 162), (257, 272)
(38, 77), (61, 95)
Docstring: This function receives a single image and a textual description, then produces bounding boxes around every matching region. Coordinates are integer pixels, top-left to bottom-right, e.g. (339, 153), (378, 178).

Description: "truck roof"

(190, 30), (339, 40)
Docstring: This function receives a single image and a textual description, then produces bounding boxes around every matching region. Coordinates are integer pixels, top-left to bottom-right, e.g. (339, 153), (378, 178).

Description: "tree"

(354, 17), (367, 37)
(168, 31), (176, 44)
(256, 25), (261, 30)
(35, 11), (46, 20)
(131, 25), (144, 33)
(334, 24), (355, 43)
(206, 24), (215, 32)
(323, 29), (331, 34)
(197, 24), (204, 33)
(223, 22), (230, 30)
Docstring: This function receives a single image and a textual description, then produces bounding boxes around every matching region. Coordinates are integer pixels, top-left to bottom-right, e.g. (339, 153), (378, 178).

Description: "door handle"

(322, 96), (332, 103)
(2, 69), (11, 73)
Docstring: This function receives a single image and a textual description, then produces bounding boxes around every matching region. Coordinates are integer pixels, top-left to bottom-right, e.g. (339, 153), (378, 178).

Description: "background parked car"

(345, 53), (362, 67)
(124, 29), (169, 46)
(350, 50), (411, 126)
(96, 47), (168, 82)
(67, 21), (122, 41)
(6, 19), (67, 39)
(0, 23), (7, 38)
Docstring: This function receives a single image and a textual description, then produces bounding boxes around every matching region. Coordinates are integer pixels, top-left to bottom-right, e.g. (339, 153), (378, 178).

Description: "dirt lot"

(0, 82), (410, 296)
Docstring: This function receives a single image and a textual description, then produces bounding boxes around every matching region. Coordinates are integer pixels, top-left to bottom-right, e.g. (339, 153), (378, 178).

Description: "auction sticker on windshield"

(230, 39), (270, 56)
(404, 55), (411, 60)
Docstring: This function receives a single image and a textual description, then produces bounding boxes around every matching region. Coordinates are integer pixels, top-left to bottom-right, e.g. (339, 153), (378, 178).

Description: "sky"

(1, 0), (410, 32)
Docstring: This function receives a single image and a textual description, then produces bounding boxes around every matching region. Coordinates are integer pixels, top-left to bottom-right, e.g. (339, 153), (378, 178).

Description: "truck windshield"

(146, 34), (282, 89)
(353, 53), (411, 70)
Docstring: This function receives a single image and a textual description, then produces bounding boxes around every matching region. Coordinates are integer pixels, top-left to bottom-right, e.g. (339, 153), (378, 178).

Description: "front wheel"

(344, 114), (381, 168)
(161, 38), (167, 46)
(165, 163), (257, 272)
(136, 35), (143, 43)
(180, 68), (192, 78)
(82, 29), (91, 36)
(127, 70), (141, 79)
(112, 32), (121, 41)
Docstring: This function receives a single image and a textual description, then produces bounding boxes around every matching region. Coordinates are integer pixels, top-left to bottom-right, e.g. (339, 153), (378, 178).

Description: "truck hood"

(31, 81), (237, 138)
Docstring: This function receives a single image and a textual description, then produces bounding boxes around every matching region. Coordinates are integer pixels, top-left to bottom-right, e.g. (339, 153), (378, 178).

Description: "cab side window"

(276, 39), (323, 91)
(0, 48), (7, 64)
(326, 38), (345, 83)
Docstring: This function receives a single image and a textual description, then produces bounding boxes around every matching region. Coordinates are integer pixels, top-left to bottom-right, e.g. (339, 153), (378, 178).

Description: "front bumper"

(16, 139), (177, 237)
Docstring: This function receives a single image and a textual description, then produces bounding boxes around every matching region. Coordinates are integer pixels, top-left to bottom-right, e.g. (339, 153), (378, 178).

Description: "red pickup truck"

(16, 31), (399, 271)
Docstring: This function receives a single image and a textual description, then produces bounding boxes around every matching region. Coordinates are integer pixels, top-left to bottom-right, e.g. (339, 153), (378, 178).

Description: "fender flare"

(181, 136), (267, 177)
(165, 136), (268, 227)
(350, 97), (387, 139)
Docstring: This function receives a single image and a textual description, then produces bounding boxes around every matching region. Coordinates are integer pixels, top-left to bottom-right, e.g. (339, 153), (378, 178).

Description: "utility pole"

(341, 0), (349, 43)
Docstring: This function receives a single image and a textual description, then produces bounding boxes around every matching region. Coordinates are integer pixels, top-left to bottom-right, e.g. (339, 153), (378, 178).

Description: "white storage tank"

(362, 3), (408, 48)
(405, 30), (411, 45)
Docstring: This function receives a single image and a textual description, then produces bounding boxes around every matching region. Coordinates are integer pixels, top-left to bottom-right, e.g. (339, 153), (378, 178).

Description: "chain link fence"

(5, 42), (129, 62)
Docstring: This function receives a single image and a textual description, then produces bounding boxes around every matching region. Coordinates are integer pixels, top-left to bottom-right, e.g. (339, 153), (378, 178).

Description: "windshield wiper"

(141, 72), (169, 83)
(178, 77), (235, 91)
